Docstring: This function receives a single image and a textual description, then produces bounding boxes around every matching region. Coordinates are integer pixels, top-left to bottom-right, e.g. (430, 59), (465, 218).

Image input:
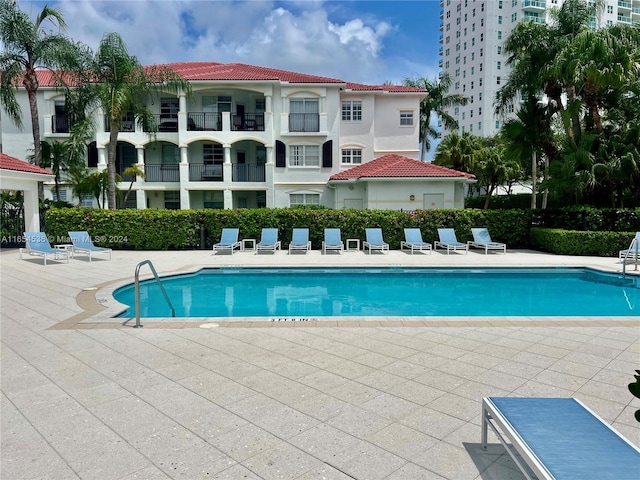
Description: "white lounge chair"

(364, 228), (389, 254)
(401, 228), (432, 255)
(434, 228), (468, 254)
(212, 228), (241, 254)
(468, 227), (506, 254)
(69, 231), (112, 261)
(256, 228), (281, 253)
(619, 232), (640, 261)
(289, 228), (311, 254)
(482, 397), (640, 480)
(20, 231), (70, 265)
(322, 228), (344, 254)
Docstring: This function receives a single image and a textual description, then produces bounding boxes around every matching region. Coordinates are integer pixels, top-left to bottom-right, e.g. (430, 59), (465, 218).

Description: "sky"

(18, 0), (443, 85)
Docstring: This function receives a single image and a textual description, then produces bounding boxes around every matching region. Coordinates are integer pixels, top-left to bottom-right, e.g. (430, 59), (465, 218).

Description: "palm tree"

(0, 0), (76, 176)
(30, 139), (85, 202)
(403, 73), (467, 161)
(433, 131), (477, 173)
(121, 164), (145, 208)
(68, 32), (191, 209)
(469, 143), (521, 210)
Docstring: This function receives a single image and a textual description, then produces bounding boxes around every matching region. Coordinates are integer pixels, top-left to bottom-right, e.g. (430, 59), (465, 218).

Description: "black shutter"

(322, 140), (333, 168)
(275, 140), (286, 167)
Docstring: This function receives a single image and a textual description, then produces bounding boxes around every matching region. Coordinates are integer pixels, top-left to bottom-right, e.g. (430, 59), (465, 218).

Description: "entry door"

(423, 193), (444, 209)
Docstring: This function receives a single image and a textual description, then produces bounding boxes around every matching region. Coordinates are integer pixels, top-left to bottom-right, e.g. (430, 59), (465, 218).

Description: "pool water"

(113, 267), (639, 318)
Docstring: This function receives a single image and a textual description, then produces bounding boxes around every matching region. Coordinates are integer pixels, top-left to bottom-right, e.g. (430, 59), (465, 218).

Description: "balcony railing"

(187, 112), (221, 131)
(144, 115), (178, 132)
(232, 164), (265, 182)
(144, 164), (179, 182)
(289, 113), (319, 133)
(52, 115), (74, 133)
(189, 164), (223, 181)
(618, 14), (632, 23)
(105, 116), (135, 132)
(231, 113), (265, 131)
(618, 1), (632, 10)
(523, 0), (546, 9)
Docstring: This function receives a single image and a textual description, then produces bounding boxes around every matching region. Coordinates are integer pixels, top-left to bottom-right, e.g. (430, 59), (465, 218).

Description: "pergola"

(0, 153), (54, 232)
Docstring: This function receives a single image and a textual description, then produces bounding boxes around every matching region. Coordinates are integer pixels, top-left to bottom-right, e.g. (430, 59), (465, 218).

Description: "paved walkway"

(1, 247), (639, 479)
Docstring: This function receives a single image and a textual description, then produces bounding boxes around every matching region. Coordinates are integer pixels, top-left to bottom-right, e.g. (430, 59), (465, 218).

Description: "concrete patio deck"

(1, 247), (639, 479)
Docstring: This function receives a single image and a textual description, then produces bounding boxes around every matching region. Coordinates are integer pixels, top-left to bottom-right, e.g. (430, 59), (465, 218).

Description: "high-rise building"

(438, 0), (639, 138)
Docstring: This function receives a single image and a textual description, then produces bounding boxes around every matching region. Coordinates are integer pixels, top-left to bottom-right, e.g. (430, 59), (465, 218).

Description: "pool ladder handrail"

(134, 260), (175, 328)
(622, 237), (639, 279)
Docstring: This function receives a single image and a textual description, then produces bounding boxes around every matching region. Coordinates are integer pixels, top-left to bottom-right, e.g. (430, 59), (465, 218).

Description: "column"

(179, 145), (190, 209)
(136, 146), (146, 209)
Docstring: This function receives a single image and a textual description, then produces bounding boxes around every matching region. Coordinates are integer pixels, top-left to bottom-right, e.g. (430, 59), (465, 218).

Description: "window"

(471, 81), (474, 89)
(462, 112), (465, 120)
(480, 33), (483, 42)
(80, 193), (93, 207)
(471, 66), (474, 74)
(479, 92), (483, 100)
(478, 121), (482, 130)
(290, 193), (320, 206)
(342, 100), (362, 121)
(497, 61), (501, 70)
(498, 15), (502, 24)
(203, 191), (224, 209)
(497, 31), (502, 40)
(497, 46), (502, 54)
(497, 76), (501, 85)
(162, 144), (179, 164)
(479, 107), (482, 115)
(255, 99), (266, 112)
(481, 2), (484, 11)
(160, 97), (179, 119)
(480, 48), (483, 57)
(512, 0), (517, 6)
(480, 18), (484, 26)
(289, 145), (320, 167)
(203, 143), (223, 165)
(290, 98), (319, 132)
(511, 12), (517, 22)
(498, 0), (502, 8)
(164, 191), (180, 210)
(495, 120), (500, 129)
(341, 148), (362, 164)
(479, 78), (483, 86)
(607, 5), (613, 13)
(480, 63), (483, 71)
(400, 110), (414, 126)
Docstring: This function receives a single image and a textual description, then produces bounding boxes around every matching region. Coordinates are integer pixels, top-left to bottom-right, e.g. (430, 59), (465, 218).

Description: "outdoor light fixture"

(410, 195), (415, 201)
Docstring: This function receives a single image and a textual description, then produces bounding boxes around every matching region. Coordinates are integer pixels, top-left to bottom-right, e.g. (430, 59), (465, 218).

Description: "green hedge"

(530, 227), (636, 256)
(45, 207), (532, 250)
(533, 207), (640, 232)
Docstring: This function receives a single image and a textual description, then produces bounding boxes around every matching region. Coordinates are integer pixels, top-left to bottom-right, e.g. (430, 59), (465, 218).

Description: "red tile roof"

(31, 61), (427, 94)
(329, 154), (475, 181)
(0, 153), (54, 175)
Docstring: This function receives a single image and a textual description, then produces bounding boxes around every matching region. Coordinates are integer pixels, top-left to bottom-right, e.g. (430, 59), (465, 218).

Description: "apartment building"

(438, 0), (640, 137)
(2, 62), (451, 210)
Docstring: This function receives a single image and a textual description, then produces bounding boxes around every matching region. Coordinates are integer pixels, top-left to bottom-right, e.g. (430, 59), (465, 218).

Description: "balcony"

(523, 0), (546, 10)
(524, 12), (546, 23)
(231, 113), (265, 132)
(189, 164), (223, 181)
(618, 13), (632, 23)
(51, 115), (74, 134)
(104, 116), (135, 132)
(144, 164), (179, 182)
(288, 113), (319, 133)
(232, 164), (265, 182)
(618, 1), (632, 11)
(187, 112), (221, 131)
(144, 115), (178, 132)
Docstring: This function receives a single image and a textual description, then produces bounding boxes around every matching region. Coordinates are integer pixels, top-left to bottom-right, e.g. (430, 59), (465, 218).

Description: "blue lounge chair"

(434, 228), (468, 254)
(468, 227), (506, 254)
(401, 228), (432, 255)
(289, 228), (311, 254)
(619, 232), (640, 261)
(20, 232), (70, 265)
(322, 228), (344, 254)
(213, 228), (240, 255)
(256, 228), (281, 253)
(364, 228), (389, 254)
(68, 231), (112, 261)
(482, 397), (640, 480)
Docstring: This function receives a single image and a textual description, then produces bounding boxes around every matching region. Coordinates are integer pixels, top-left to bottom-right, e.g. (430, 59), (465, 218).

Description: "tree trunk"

(541, 153), (549, 209)
(531, 150), (537, 210)
(107, 125), (119, 209)
(24, 72), (44, 200)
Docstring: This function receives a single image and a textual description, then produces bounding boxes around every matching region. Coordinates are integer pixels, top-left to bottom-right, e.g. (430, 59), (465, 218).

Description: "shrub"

(530, 228), (636, 256)
(46, 207), (532, 250)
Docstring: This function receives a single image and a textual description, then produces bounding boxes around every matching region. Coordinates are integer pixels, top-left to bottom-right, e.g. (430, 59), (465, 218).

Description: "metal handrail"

(622, 238), (639, 279)
(134, 260), (175, 328)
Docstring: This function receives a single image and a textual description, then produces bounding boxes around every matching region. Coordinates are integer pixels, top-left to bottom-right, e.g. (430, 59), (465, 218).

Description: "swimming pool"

(113, 267), (639, 318)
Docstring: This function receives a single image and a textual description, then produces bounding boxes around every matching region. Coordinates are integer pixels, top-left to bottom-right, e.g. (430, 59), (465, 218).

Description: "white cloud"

(19, 0), (433, 84)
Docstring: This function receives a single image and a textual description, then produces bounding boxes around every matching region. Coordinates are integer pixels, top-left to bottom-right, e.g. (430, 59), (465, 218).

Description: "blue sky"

(19, 0), (443, 85)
